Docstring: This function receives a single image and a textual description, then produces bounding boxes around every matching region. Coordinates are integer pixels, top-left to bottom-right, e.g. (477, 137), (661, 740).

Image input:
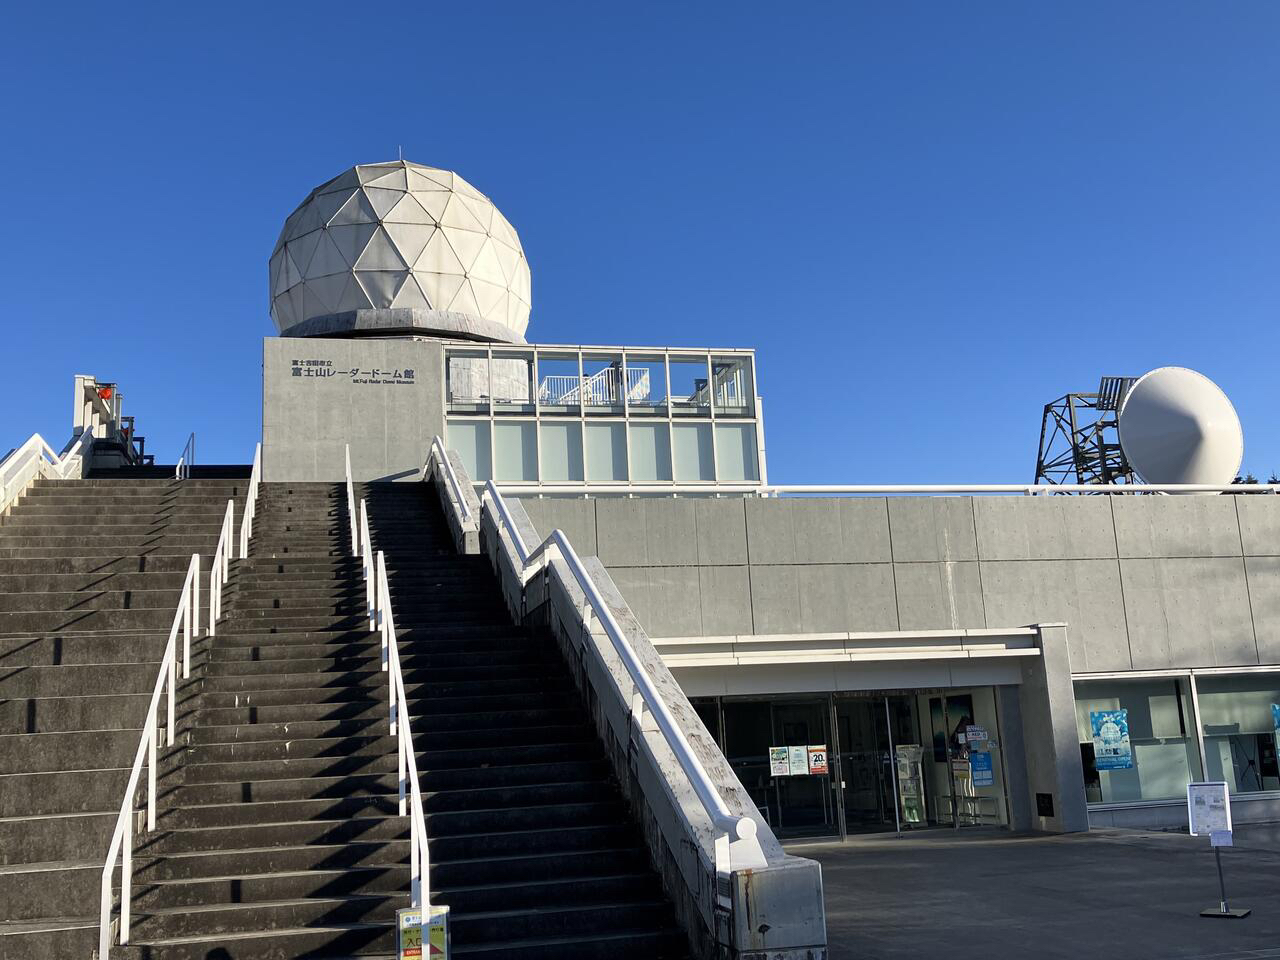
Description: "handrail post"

(121, 813), (132, 943)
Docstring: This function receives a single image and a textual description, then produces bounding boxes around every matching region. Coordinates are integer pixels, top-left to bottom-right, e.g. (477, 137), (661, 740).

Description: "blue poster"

(1272, 704), (1279, 739)
(1090, 709), (1133, 771)
(970, 750), (994, 787)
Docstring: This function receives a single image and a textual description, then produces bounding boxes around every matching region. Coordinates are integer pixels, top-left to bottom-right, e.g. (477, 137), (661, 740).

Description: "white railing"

(537, 366), (650, 406)
(348, 482), (430, 906)
(345, 444), (358, 555)
(478, 476), (767, 889)
(421, 437), (475, 527)
(98, 553), (201, 959)
(175, 432), (195, 480)
(374, 549), (430, 905)
(0, 430), (95, 514)
(482, 481), (1280, 497)
(209, 499), (234, 637)
(237, 442), (262, 558)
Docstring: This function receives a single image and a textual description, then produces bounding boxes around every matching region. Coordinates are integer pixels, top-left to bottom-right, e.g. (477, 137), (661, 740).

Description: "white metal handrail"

(98, 552), (201, 959)
(375, 549), (430, 905)
(0, 430), (94, 514)
(421, 437), (474, 525)
(237, 442), (262, 558)
(478, 477), (766, 882)
(349, 483), (430, 906)
(345, 444), (359, 555)
(175, 432), (195, 480)
(209, 499), (234, 636)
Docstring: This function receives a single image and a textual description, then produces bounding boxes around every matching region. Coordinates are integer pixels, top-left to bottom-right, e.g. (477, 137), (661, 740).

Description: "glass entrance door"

(721, 697), (837, 840)
(835, 695), (921, 833)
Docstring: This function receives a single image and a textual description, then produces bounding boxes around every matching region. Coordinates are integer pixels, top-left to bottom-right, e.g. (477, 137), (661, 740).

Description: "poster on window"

(1090, 709), (1133, 770)
(1272, 704), (1280, 745)
(807, 745), (829, 775)
(768, 747), (790, 777)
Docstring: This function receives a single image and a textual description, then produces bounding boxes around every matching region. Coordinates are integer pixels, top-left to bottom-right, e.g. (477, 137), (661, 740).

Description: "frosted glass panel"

(628, 422), (671, 482)
(714, 423), (758, 482)
(673, 423), (714, 481)
(446, 419), (491, 482)
(586, 422), (627, 482)
(494, 421), (537, 482)
(540, 421), (583, 482)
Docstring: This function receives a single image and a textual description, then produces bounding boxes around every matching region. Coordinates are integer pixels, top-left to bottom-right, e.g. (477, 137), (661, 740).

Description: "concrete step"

(0, 554), (207, 575)
(0, 588), (189, 613)
(0, 569), (189, 594)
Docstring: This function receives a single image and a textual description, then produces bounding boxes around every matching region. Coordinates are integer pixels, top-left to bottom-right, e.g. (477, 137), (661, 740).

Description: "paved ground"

(791, 824), (1280, 960)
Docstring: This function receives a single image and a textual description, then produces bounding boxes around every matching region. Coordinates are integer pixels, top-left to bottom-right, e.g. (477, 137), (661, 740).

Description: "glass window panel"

(669, 355), (711, 416)
(1197, 674), (1280, 794)
(1073, 678), (1201, 803)
(628, 422), (672, 482)
(581, 353), (626, 413)
(673, 423), (714, 482)
(624, 354), (668, 413)
(446, 419), (491, 482)
(493, 421), (537, 482)
(446, 350), (490, 412)
(585, 422), (627, 482)
(534, 352), (581, 414)
(714, 423), (759, 483)
(491, 351), (534, 413)
(539, 421), (583, 483)
(711, 355), (755, 416)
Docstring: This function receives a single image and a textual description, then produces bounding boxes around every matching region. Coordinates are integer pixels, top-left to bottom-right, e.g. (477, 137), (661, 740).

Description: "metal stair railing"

(237, 442), (262, 558)
(476, 474), (768, 900)
(0, 429), (95, 514)
(208, 499), (234, 636)
(421, 437), (475, 529)
(345, 447), (431, 907)
(175, 432), (195, 480)
(97, 552), (202, 959)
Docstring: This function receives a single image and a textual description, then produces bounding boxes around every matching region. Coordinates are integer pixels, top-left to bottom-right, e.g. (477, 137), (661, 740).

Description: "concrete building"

(261, 159), (1280, 841)
(6, 158), (1273, 958)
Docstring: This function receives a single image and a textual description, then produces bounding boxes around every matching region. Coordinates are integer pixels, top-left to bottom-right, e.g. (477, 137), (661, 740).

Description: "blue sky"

(3, 2), (1277, 481)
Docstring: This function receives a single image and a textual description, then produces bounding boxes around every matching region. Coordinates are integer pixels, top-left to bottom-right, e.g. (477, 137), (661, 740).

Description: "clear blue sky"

(3, 2), (1277, 481)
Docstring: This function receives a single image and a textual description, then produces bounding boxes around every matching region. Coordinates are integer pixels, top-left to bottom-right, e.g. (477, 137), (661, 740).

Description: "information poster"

(768, 747), (790, 777)
(970, 749), (994, 787)
(398, 905), (450, 959)
(1187, 781), (1232, 838)
(1272, 704), (1279, 744)
(1090, 709), (1133, 771)
(896, 745), (925, 824)
(788, 745), (809, 776)
(807, 745), (829, 775)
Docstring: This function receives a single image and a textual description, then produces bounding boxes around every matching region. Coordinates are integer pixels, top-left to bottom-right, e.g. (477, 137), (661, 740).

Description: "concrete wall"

(514, 494), (1280, 673)
(262, 337), (445, 482)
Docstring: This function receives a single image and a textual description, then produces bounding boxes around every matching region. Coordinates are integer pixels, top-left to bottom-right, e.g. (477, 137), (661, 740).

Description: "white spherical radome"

(269, 161), (531, 338)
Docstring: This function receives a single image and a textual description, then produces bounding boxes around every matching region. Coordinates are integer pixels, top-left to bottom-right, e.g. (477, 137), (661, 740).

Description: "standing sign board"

(1186, 782), (1250, 920)
(398, 905), (450, 959)
(1187, 781), (1231, 842)
(1090, 709), (1133, 771)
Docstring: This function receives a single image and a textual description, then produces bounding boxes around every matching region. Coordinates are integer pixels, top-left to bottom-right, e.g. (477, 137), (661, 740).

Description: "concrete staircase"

(0, 476), (246, 959)
(111, 482), (689, 959)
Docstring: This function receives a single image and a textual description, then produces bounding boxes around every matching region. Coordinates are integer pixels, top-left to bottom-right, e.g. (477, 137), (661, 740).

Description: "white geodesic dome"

(269, 161), (531, 338)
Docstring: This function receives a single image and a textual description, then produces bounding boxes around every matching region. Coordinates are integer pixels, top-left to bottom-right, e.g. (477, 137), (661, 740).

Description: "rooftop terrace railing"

(484, 481), (1280, 497)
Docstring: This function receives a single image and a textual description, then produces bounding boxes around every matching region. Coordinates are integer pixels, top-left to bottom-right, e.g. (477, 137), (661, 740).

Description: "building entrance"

(692, 685), (1012, 841)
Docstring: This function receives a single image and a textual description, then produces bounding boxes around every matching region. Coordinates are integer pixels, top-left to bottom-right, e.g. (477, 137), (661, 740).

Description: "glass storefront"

(692, 687), (1010, 841)
(1197, 674), (1280, 795)
(1074, 677), (1201, 804)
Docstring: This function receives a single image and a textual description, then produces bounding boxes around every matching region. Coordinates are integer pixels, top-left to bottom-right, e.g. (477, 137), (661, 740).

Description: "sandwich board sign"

(398, 905), (450, 958)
